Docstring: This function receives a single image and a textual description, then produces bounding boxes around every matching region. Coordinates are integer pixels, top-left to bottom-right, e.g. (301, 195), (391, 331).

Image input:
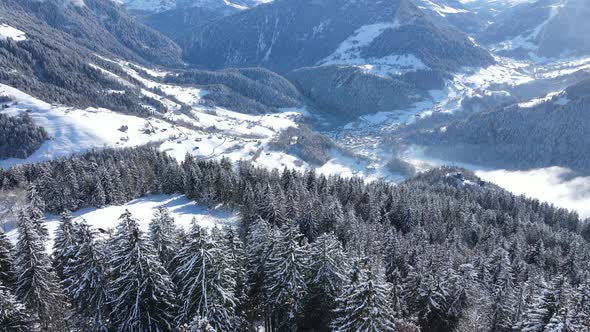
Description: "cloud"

(476, 166), (590, 218)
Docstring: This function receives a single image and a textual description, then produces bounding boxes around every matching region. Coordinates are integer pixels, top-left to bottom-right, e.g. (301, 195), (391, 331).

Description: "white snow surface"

(0, 24), (26, 41)
(518, 90), (567, 108)
(417, 0), (468, 17)
(6, 194), (238, 251)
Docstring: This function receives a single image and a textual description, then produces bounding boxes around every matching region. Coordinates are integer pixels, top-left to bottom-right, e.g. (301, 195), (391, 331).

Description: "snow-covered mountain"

(117, 0), (271, 14)
(404, 75), (590, 174)
(180, 0), (493, 73)
(481, 0), (590, 61)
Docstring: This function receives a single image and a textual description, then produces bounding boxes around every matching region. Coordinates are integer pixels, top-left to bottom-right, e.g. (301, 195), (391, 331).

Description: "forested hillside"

(1, 146), (589, 331)
(0, 112), (48, 160)
(404, 78), (590, 174)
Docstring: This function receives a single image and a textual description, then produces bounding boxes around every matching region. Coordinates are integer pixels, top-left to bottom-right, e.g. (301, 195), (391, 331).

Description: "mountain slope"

(14, 0), (183, 66)
(481, 0), (590, 61)
(0, 0), (157, 115)
(142, 5), (238, 39)
(405, 78), (590, 174)
(180, 0), (493, 73)
(119, 0), (270, 14)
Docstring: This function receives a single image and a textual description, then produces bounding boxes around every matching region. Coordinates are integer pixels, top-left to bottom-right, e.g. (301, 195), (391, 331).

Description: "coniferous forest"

(0, 146), (589, 331)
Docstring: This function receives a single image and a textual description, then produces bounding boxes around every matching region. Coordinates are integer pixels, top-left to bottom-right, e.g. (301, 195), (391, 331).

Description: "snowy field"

(6, 194), (238, 250)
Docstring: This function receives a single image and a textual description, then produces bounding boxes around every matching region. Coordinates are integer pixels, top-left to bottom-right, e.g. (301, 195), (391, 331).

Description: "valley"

(2, 0), (590, 331)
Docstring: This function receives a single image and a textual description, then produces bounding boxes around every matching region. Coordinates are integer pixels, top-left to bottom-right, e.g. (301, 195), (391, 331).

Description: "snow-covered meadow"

(6, 194), (238, 250)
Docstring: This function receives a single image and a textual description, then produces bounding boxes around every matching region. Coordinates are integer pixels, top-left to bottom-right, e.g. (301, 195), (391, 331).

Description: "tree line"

(0, 145), (589, 331)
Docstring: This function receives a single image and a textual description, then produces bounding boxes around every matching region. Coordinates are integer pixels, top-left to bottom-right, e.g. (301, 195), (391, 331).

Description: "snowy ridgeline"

(6, 194), (237, 249)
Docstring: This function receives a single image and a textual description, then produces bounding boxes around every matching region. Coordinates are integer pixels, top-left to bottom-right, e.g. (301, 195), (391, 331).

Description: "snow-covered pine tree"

(0, 229), (15, 288)
(542, 280), (590, 332)
(90, 176), (106, 208)
(520, 278), (557, 332)
(26, 184), (48, 239)
(14, 210), (67, 331)
(107, 210), (177, 331)
(264, 221), (309, 330)
(566, 283), (590, 330)
(239, 182), (258, 232)
(208, 227), (239, 330)
(245, 219), (275, 326)
(182, 154), (203, 201)
(0, 281), (38, 332)
(52, 210), (77, 281)
(221, 226), (249, 329)
(301, 232), (349, 331)
(173, 223), (237, 331)
(63, 220), (110, 330)
(186, 315), (216, 332)
(331, 260), (396, 332)
(60, 159), (81, 211)
(298, 195), (319, 241)
(256, 182), (287, 227)
(149, 206), (179, 271)
(284, 185), (301, 222)
(161, 161), (183, 195)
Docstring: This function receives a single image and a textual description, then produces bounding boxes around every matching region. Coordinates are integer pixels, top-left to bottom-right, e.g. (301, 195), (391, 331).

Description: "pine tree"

(520, 278), (557, 332)
(245, 219), (275, 326)
(331, 262), (396, 332)
(26, 184), (48, 239)
(182, 154), (202, 201)
(63, 220), (110, 330)
(301, 233), (349, 331)
(90, 177), (106, 208)
(149, 206), (179, 271)
(14, 210), (67, 331)
(264, 221), (308, 330)
(566, 283), (590, 330)
(0, 281), (38, 332)
(107, 210), (177, 331)
(186, 316), (216, 332)
(173, 223), (237, 331)
(256, 183), (287, 226)
(0, 229), (15, 288)
(52, 210), (76, 281)
(222, 226), (249, 330)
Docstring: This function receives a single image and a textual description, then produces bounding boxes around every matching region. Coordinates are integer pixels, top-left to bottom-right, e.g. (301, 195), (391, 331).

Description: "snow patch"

(418, 0), (468, 17)
(518, 91), (565, 108)
(0, 24), (26, 41)
(6, 194), (238, 250)
(319, 22), (429, 77)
